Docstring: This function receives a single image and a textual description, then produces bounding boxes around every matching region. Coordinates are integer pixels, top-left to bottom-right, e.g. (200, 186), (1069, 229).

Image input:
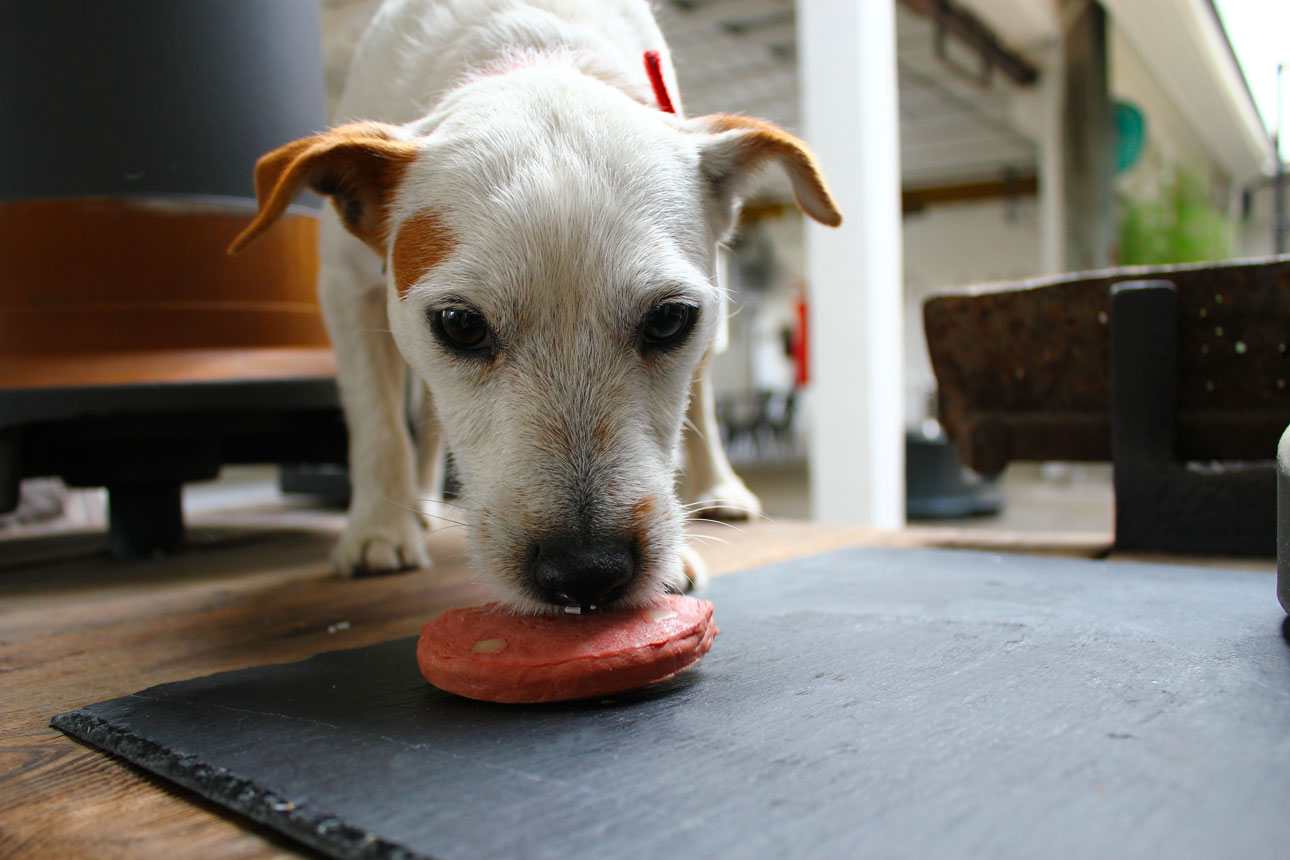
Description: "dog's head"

(232, 66), (840, 612)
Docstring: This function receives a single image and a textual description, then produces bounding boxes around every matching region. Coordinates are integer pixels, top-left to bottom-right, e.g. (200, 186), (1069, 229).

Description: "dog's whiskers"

(381, 495), (473, 528)
(689, 516), (750, 536)
(685, 531), (730, 547)
(425, 515), (471, 528)
(417, 497), (479, 516)
(678, 500), (749, 518)
(420, 523), (470, 541)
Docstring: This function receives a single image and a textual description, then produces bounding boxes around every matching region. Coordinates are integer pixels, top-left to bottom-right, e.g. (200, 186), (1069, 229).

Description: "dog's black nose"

(529, 540), (635, 607)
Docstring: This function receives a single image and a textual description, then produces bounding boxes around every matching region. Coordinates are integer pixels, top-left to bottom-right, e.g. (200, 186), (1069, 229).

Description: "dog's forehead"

(392, 71), (716, 312)
(416, 71), (705, 220)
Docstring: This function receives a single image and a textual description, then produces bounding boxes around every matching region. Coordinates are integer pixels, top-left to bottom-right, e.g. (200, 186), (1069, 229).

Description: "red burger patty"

(417, 594), (717, 703)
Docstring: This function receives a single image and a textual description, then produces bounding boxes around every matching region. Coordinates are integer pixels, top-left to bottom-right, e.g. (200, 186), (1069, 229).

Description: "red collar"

(644, 51), (676, 114)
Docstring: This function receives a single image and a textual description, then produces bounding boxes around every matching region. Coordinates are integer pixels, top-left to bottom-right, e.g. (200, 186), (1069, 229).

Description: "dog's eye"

(431, 307), (494, 356)
(640, 302), (696, 352)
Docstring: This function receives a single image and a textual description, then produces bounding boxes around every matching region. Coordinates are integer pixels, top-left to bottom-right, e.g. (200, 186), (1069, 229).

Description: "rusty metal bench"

(924, 256), (1290, 555)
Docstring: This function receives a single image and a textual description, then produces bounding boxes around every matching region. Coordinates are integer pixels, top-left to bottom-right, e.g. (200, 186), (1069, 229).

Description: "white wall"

(1109, 23), (1230, 201)
(1239, 181), (1281, 259)
(708, 214), (804, 399)
(712, 193), (1044, 431)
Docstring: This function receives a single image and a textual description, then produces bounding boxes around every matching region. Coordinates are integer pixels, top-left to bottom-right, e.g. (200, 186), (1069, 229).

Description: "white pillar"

(798, 0), (905, 529)
(1036, 40), (1066, 276)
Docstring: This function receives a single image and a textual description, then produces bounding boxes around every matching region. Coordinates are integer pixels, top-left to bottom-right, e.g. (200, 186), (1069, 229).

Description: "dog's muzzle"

(528, 538), (635, 608)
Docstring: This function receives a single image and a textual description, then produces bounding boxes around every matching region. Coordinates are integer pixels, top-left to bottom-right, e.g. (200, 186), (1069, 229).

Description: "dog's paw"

(688, 477), (763, 521)
(331, 512), (430, 577)
(664, 545), (710, 594)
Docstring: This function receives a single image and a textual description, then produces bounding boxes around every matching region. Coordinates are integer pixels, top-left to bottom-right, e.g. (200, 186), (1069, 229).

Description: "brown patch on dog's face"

(391, 210), (457, 298)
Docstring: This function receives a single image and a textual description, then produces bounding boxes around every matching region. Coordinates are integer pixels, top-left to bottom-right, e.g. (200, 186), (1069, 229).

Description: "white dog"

(231, 0), (840, 613)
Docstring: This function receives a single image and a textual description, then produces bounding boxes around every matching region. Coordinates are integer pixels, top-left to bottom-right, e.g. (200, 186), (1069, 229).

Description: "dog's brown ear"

(228, 121), (422, 254)
(691, 114), (842, 230)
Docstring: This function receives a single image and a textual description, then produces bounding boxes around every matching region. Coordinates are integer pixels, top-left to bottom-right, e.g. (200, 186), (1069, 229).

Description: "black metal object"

(108, 483), (185, 558)
(0, 0), (325, 204)
(905, 429), (1001, 519)
(1278, 424), (1289, 613)
(1111, 281), (1276, 555)
(0, 428), (17, 513)
(280, 457), (461, 510)
(279, 464), (353, 509)
(0, 378), (347, 557)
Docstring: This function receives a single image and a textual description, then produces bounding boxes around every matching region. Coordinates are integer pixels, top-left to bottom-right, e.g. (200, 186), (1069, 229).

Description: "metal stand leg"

(1111, 281), (1276, 556)
(1278, 424), (1289, 614)
(107, 482), (185, 558)
(0, 429), (18, 514)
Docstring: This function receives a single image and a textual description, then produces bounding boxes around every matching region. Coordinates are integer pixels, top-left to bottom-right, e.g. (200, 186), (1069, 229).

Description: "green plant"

(1119, 165), (1233, 265)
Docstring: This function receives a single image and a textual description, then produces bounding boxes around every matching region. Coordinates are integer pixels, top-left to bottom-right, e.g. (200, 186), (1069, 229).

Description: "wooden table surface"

(0, 508), (1249, 859)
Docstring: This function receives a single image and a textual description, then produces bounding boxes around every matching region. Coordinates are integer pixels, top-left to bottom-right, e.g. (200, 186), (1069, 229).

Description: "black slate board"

(53, 547), (1290, 860)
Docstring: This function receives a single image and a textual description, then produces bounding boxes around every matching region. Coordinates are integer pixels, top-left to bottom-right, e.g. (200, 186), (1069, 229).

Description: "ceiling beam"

(899, 0), (1040, 86)
(739, 172), (1039, 222)
(902, 172), (1038, 214)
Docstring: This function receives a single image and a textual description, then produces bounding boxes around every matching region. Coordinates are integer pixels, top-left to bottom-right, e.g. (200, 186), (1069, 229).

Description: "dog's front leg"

(319, 228), (428, 575)
(682, 357), (763, 521)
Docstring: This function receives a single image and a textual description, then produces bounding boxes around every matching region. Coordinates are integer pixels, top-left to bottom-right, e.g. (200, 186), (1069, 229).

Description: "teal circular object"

(1115, 101), (1146, 173)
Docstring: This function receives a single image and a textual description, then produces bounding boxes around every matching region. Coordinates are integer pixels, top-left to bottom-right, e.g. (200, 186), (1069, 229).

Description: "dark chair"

(0, 0), (343, 557)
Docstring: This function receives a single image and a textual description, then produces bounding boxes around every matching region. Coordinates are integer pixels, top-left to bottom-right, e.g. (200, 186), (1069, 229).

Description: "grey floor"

(737, 459), (1114, 535)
